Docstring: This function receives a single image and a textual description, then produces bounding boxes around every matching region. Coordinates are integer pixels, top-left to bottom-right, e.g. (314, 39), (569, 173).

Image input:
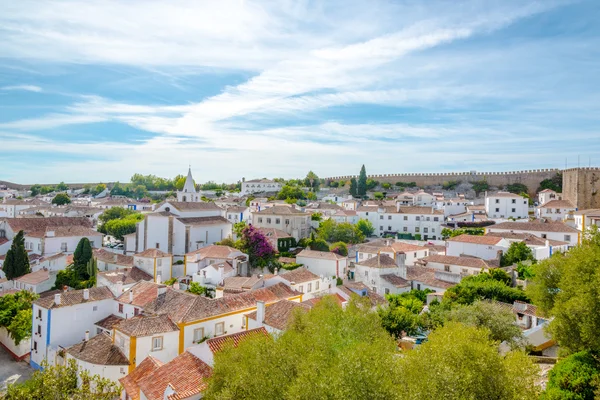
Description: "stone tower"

(562, 167), (600, 210)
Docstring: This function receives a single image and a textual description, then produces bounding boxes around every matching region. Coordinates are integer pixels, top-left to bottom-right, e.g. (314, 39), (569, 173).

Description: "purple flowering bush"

(240, 225), (276, 268)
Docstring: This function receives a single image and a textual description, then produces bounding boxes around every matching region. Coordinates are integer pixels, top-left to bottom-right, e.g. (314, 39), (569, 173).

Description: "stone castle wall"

(325, 169), (561, 197)
(562, 167), (600, 210)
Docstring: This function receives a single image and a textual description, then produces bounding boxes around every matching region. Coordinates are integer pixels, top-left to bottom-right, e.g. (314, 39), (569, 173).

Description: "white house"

(485, 192), (529, 220)
(264, 267), (329, 299)
(130, 200), (232, 257)
(484, 232), (569, 260)
(353, 253), (410, 295)
(304, 202), (343, 218)
(535, 199), (576, 222)
(572, 209), (600, 237)
(296, 249), (348, 278)
(257, 227), (295, 252)
(96, 267), (153, 296)
(486, 221), (579, 247)
(436, 198), (470, 217)
(356, 240), (430, 266)
(185, 245), (248, 282)
(418, 254), (492, 276)
(252, 206), (311, 240)
(0, 198), (49, 218)
(446, 234), (508, 260)
(13, 268), (57, 294)
(411, 191), (436, 207)
(341, 199), (359, 211)
(30, 287), (115, 370)
(538, 189), (561, 206)
(241, 178), (282, 196)
(65, 332), (129, 384)
(357, 205), (445, 240)
(133, 249), (173, 282)
(94, 248), (134, 271)
(331, 210), (359, 224)
(225, 205), (251, 224)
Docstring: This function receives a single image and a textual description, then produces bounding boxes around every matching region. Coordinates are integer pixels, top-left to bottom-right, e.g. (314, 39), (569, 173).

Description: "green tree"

(541, 351), (600, 400)
(309, 238), (330, 252)
(304, 171), (320, 192)
(373, 191), (384, 200)
(444, 271), (529, 305)
(73, 238), (93, 279)
(188, 282), (214, 298)
(276, 185), (306, 201)
(356, 219), (375, 237)
(349, 177), (358, 197)
(29, 184), (42, 196)
(441, 227), (484, 239)
(317, 219), (364, 244)
(0, 290), (38, 345)
(3, 231), (30, 280)
(51, 193), (71, 205)
(92, 183), (107, 196)
(527, 226), (600, 353)
(4, 359), (121, 399)
(357, 165), (367, 196)
(472, 180), (489, 196)
(502, 241), (535, 267)
(329, 242), (348, 256)
(366, 179), (378, 191)
(204, 296), (399, 400)
(103, 214), (143, 240)
(538, 173), (563, 193)
(382, 182), (391, 189)
(505, 183), (529, 195)
(442, 180), (461, 190)
(56, 181), (69, 191)
(174, 174), (186, 190)
(233, 221), (247, 237)
(397, 323), (539, 399)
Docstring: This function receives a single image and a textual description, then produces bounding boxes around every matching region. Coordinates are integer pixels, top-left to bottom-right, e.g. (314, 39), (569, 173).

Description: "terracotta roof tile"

(278, 267), (319, 284)
(93, 248), (133, 267)
(164, 201), (221, 211)
(137, 352), (212, 400)
(245, 300), (310, 331)
(205, 327), (269, 354)
(490, 221), (579, 233)
(255, 206), (308, 215)
(357, 254), (398, 268)
(116, 281), (163, 307)
(381, 274), (411, 287)
(66, 333), (129, 366)
(488, 192), (524, 198)
(15, 268), (52, 285)
(116, 314), (179, 337)
(447, 234), (504, 245)
(95, 314), (124, 330)
(296, 249), (346, 260)
(34, 286), (113, 309)
(135, 248), (171, 258)
(4, 217), (91, 237)
(120, 356), (163, 400)
(539, 199), (575, 209)
(97, 267), (153, 285)
(422, 254), (491, 269)
(406, 266), (456, 289)
(176, 216), (230, 226)
(186, 245), (241, 259)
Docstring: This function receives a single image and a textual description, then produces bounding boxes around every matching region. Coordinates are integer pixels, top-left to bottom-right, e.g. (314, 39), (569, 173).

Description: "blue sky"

(1, 0), (599, 184)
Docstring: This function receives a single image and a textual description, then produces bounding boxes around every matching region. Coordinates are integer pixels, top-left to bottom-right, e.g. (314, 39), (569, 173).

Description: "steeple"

(182, 167), (196, 194)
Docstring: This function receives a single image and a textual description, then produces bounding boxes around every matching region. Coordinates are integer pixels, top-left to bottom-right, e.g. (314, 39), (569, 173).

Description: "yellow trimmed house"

(133, 248), (173, 283)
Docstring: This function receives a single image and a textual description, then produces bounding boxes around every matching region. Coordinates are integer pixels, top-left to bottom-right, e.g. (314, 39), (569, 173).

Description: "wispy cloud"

(1, 84), (42, 92)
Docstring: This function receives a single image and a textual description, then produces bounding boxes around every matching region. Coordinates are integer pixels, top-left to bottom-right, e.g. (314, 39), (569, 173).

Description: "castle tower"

(177, 167), (200, 202)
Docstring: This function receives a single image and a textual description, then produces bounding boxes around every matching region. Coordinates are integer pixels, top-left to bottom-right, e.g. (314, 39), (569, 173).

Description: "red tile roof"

(135, 248), (171, 258)
(206, 327), (269, 354)
(66, 333), (129, 366)
(34, 286), (113, 309)
(357, 254), (398, 268)
(278, 267), (319, 284)
(245, 301), (310, 331)
(447, 234), (504, 245)
(421, 254), (491, 269)
(116, 314), (179, 337)
(137, 352), (212, 400)
(93, 248), (133, 267)
(4, 217), (91, 237)
(296, 249), (346, 260)
(490, 221), (579, 233)
(97, 267), (153, 285)
(120, 356), (163, 400)
(116, 281), (163, 307)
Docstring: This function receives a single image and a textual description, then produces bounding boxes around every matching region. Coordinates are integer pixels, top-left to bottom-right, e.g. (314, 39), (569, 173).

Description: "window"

(37, 243), (41, 251)
(512, 199), (516, 204)
(307, 283), (312, 292)
(403, 216), (408, 221)
(267, 218), (272, 224)
(93, 306), (98, 312)
(37, 309), (42, 320)
(388, 226), (391, 231)
(416, 216), (420, 221)
(444, 265), (450, 272)
(97, 328), (103, 335)
(434, 217), (439, 222)
(156, 242), (160, 249)
(315, 281), (319, 290)
(157, 258), (162, 267)
(495, 199), (500, 204)
(403, 227), (408, 232)
(380, 215), (384, 220)
(134, 308), (140, 316)
(364, 271), (368, 278)
(33, 341), (37, 351)
(415, 227), (420, 233)
(432, 228), (435, 233)
(555, 209), (560, 213)
(495, 208), (500, 212)
(541, 234), (547, 239)
(426, 217), (430, 221)
(511, 208), (516, 213)
(285, 219), (290, 225)
(258, 218), (263, 223)
(193, 328), (205, 343)
(215, 322), (225, 336)
(359, 253), (364, 259)
(380, 226), (383, 231)
(90, 241), (95, 247)
(413, 252), (417, 257)
(299, 285), (304, 293)
(37, 325), (41, 335)
(564, 235), (571, 242)
(275, 218), (280, 224)
(424, 228), (428, 233)
(151, 336), (163, 351)
(61, 242), (67, 252)
(385, 288), (390, 295)
(388, 215), (392, 220)
(118, 303), (124, 313)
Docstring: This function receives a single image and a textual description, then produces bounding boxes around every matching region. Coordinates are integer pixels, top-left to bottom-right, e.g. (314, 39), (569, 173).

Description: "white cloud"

(1, 85), (42, 92)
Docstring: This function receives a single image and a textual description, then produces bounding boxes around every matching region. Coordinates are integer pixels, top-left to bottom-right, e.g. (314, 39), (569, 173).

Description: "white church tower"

(177, 167), (201, 202)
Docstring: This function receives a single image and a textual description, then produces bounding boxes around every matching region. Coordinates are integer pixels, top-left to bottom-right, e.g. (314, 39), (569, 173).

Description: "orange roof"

(206, 327), (269, 354)
(137, 352), (212, 400)
(447, 234), (504, 245)
(136, 248), (170, 258)
(120, 356), (163, 400)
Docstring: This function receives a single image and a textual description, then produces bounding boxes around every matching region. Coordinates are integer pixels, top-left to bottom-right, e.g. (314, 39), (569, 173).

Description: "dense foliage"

(356, 218), (375, 237)
(98, 207), (144, 240)
(4, 359), (121, 399)
(3, 230), (30, 280)
(441, 227), (484, 239)
(329, 241), (348, 256)
(505, 183), (529, 195)
(527, 226), (600, 354)
(51, 193), (71, 205)
(317, 219), (365, 244)
(443, 270), (529, 305)
(54, 238), (97, 290)
(239, 225), (276, 269)
(472, 180), (490, 196)
(349, 177), (358, 197)
(541, 351), (600, 400)
(0, 290), (38, 345)
(538, 173), (563, 193)
(501, 241), (535, 267)
(357, 164), (367, 196)
(188, 282), (214, 298)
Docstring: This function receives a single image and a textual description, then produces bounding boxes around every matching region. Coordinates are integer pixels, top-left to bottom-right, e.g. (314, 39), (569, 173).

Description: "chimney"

(63, 285), (68, 293)
(156, 274), (162, 284)
(545, 240), (550, 247)
(256, 300), (265, 327)
(274, 267), (278, 276)
(157, 285), (167, 296)
(116, 281), (123, 295)
(497, 250), (503, 266)
(218, 266), (225, 279)
(83, 289), (89, 300)
(54, 293), (61, 305)
(84, 330), (89, 342)
(396, 252), (407, 279)
(129, 290), (134, 302)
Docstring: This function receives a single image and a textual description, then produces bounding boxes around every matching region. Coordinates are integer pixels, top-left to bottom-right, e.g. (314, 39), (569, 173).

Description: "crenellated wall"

(562, 167), (600, 210)
(325, 169), (561, 197)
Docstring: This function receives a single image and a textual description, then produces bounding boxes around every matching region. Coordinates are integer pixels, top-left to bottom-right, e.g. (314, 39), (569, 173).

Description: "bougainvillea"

(240, 225), (276, 268)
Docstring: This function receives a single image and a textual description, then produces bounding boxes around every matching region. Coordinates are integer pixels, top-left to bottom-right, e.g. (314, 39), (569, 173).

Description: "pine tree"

(358, 165), (367, 196)
(73, 238), (93, 279)
(349, 178), (358, 197)
(4, 231), (30, 280)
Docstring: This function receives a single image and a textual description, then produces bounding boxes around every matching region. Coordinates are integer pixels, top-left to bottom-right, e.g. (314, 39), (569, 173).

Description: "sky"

(1, 0), (599, 185)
